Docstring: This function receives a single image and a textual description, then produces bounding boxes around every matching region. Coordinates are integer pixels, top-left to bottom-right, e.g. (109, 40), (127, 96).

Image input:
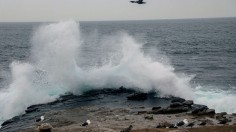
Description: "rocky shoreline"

(1, 87), (236, 132)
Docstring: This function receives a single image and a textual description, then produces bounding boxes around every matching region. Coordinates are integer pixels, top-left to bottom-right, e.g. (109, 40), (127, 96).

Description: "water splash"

(194, 86), (236, 113)
(5, 20), (232, 124)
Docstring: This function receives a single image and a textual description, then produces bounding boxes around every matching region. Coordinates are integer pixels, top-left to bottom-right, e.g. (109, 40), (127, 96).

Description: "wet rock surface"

(127, 92), (148, 100)
(1, 88), (236, 132)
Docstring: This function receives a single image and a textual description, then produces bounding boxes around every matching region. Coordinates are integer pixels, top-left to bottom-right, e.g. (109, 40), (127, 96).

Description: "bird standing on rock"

(82, 120), (91, 126)
(35, 116), (44, 122)
(176, 119), (188, 127)
(176, 121), (184, 126)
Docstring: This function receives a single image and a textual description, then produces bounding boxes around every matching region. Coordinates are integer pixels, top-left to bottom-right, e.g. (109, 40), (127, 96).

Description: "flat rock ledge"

(1, 90), (236, 132)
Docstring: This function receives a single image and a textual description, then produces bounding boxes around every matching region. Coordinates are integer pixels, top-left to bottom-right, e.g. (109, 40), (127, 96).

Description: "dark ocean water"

(0, 18), (236, 123)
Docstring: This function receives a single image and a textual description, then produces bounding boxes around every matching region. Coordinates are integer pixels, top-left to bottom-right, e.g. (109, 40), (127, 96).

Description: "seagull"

(82, 120), (91, 126)
(176, 119), (188, 127)
(35, 116), (44, 122)
(176, 121), (184, 127)
(130, 0), (146, 4)
(183, 119), (189, 124)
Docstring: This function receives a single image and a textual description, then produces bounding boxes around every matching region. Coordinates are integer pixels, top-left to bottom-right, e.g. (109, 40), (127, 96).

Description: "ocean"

(0, 18), (236, 124)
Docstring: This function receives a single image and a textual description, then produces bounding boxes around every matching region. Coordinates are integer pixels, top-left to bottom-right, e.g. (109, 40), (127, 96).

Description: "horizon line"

(0, 16), (235, 23)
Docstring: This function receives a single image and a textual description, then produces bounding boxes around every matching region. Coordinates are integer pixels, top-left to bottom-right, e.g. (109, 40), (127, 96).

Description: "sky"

(0, 0), (236, 22)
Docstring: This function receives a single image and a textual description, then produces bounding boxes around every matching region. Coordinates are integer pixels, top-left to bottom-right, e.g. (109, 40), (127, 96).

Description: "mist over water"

(0, 20), (236, 123)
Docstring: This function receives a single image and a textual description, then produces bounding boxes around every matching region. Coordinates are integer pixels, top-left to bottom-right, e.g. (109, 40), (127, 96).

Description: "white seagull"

(35, 116), (44, 122)
(82, 120), (91, 126)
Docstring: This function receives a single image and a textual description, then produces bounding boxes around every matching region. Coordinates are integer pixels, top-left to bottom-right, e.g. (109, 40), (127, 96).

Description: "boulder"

(191, 104), (208, 114)
(127, 92), (147, 100)
(117, 86), (134, 94)
(219, 112), (227, 116)
(206, 109), (215, 115)
(218, 118), (229, 124)
(152, 106), (161, 111)
(171, 97), (185, 103)
(183, 100), (194, 106)
(215, 112), (227, 120)
(166, 107), (189, 114)
(25, 107), (38, 113)
(170, 102), (183, 108)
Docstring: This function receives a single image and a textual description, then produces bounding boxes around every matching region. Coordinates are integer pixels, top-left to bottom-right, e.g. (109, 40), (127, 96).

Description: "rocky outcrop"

(152, 106), (161, 110)
(170, 102), (183, 108)
(149, 100), (216, 116)
(183, 100), (194, 106)
(127, 93), (148, 100)
(149, 106), (189, 114)
(25, 107), (38, 113)
(171, 97), (186, 103)
(1, 116), (20, 126)
(191, 104), (208, 114)
(206, 109), (215, 115)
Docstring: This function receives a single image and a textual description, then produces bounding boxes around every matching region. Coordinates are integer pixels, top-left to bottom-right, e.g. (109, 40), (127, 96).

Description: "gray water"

(0, 18), (236, 123)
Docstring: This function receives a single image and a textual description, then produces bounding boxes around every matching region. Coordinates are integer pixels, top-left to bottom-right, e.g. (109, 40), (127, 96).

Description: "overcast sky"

(0, 0), (236, 22)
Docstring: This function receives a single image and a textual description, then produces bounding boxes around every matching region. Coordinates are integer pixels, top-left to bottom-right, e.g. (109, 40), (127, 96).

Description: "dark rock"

(232, 113), (236, 116)
(152, 106), (161, 110)
(206, 109), (215, 115)
(121, 125), (132, 132)
(149, 108), (167, 114)
(171, 97), (185, 103)
(25, 107), (38, 113)
(127, 92), (147, 100)
(186, 122), (195, 128)
(216, 112), (227, 120)
(196, 110), (207, 115)
(169, 124), (177, 128)
(170, 102), (183, 108)
(199, 120), (207, 126)
(219, 112), (227, 116)
(183, 100), (194, 106)
(151, 106), (189, 114)
(1, 119), (15, 126)
(176, 121), (184, 126)
(1, 116), (20, 126)
(117, 86), (133, 94)
(166, 107), (189, 114)
(191, 104), (208, 114)
(218, 118), (228, 124)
